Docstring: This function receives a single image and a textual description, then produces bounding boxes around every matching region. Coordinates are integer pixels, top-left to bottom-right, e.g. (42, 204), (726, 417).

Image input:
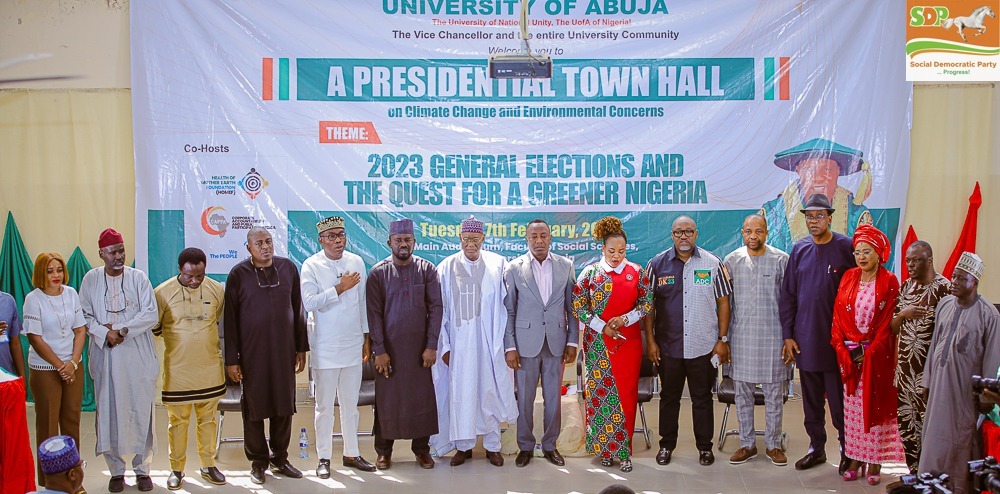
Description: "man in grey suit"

(503, 219), (578, 468)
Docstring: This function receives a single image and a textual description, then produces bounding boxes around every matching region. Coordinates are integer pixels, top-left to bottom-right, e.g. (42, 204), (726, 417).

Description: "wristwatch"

(119, 327), (130, 337)
(718, 335), (728, 343)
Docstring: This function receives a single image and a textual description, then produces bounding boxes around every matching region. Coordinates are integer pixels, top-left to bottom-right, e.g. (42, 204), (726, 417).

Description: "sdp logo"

(910, 6), (950, 26)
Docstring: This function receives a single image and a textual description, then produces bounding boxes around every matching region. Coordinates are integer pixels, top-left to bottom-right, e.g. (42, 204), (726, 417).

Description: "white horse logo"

(942, 6), (995, 42)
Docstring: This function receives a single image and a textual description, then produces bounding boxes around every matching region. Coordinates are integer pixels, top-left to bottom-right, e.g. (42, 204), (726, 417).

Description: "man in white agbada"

(431, 216), (517, 467)
(300, 215), (377, 477)
(79, 228), (158, 493)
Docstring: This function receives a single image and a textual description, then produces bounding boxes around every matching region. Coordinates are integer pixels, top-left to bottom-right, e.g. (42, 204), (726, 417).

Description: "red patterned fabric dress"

(0, 377), (36, 493)
(831, 267), (905, 464)
(573, 260), (652, 460)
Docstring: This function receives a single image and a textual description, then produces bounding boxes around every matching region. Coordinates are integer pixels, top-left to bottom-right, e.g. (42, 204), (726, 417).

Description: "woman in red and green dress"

(572, 216), (653, 472)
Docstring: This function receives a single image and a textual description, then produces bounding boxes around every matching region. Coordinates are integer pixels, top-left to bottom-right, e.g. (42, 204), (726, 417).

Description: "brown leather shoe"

(343, 456), (377, 472)
(486, 451), (504, 467)
(416, 452), (435, 469)
(376, 454), (392, 470)
(766, 448), (788, 466)
(450, 449), (473, 466)
(729, 446), (758, 464)
(543, 449), (565, 466)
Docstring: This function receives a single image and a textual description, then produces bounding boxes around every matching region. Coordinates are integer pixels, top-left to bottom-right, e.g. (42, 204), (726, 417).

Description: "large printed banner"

(132, 1), (911, 285)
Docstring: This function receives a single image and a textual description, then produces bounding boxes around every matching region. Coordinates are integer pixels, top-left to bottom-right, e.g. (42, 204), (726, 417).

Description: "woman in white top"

(23, 252), (87, 485)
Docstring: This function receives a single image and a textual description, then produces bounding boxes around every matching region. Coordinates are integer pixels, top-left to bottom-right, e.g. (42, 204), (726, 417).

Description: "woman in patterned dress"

(572, 216), (653, 472)
(830, 225), (904, 485)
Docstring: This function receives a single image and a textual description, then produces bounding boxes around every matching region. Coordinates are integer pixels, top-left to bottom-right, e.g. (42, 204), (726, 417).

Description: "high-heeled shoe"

(600, 457), (613, 467)
(867, 465), (881, 485)
(620, 458), (632, 473)
(842, 463), (865, 481)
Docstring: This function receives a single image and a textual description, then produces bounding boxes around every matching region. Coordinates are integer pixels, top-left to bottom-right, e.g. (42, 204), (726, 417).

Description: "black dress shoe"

(343, 456), (377, 472)
(655, 448), (672, 465)
(451, 449), (473, 466)
(793, 451), (827, 470)
(838, 457), (851, 476)
(486, 451), (504, 467)
(250, 465), (266, 484)
(699, 450), (715, 466)
(137, 475), (154, 492)
(543, 449), (565, 466)
(200, 466), (226, 485)
(415, 452), (435, 469)
(376, 454), (391, 470)
(167, 471), (184, 490)
(515, 450), (533, 467)
(108, 476), (125, 493)
(270, 460), (303, 478)
(317, 459), (331, 479)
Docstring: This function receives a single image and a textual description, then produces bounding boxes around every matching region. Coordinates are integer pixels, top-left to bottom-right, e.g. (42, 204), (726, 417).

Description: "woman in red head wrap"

(831, 224), (904, 485)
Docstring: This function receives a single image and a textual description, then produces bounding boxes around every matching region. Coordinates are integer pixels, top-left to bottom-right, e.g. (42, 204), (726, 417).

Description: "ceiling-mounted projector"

(488, 54), (552, 79)
(488, 0), (552, 79)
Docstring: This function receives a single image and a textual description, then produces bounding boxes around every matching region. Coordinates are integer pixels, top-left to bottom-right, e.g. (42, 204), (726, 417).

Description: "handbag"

(845, 340), (870, 365)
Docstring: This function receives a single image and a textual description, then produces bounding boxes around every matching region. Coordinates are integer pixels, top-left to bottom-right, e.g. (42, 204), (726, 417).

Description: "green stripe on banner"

(279, 58), (290, 100)
(764, 57), (775, 100)
(147, 210), (185, 287)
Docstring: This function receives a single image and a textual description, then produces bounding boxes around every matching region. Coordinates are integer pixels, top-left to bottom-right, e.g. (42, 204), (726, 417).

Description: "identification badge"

(694, 269), (712, 285)
(658, 276), (676, 286)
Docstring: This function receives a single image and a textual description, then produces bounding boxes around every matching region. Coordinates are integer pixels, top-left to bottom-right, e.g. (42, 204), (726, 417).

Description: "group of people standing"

(2, 191), (997, 493)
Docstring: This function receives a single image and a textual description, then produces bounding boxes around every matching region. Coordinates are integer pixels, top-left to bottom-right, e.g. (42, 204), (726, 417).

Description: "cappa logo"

(239, 168), (269, 199)
(910, 6), (950, 26)
(201, 206), (229, 238)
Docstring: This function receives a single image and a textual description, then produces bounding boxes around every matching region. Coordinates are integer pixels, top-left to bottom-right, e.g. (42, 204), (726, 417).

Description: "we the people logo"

(906, 1), (999, 81)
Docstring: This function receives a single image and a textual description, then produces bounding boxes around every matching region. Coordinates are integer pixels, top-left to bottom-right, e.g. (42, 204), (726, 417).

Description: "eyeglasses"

(104, 273), (126, 314)
(672, 229), (696, 238)
(804, 213), (828, 222)
(853, 249), (876, 257)
(255, 265), (280, 288)
(319, 232), (347, 240)
(460, 236), (484, 244)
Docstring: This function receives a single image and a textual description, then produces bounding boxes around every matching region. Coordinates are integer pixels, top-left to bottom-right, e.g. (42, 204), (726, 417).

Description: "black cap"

(800, 193), (835, 214)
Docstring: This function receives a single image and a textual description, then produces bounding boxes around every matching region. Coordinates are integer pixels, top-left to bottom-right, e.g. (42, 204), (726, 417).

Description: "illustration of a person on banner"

(760, 138), (874, 253)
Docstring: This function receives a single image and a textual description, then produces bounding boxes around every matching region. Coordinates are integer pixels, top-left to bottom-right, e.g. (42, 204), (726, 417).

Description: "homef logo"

(201, 206), (229, 238)
(239, 168), (269, 199)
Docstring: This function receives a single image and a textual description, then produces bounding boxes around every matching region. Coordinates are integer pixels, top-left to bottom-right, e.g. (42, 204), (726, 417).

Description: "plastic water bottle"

(299, 428), (309, 459)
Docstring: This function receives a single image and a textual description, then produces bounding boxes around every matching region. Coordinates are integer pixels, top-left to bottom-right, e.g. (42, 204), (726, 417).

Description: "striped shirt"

(646, 247), (733, 359)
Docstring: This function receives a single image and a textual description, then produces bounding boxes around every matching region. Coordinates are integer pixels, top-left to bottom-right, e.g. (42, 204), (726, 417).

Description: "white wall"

(0, 0), (130, 89)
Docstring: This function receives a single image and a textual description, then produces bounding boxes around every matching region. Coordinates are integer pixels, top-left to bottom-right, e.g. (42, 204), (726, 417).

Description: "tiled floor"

(42, 391), (905, 494)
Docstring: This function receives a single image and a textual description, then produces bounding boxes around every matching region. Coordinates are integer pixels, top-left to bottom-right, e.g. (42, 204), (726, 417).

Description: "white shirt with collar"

(530, 253), (553, 305)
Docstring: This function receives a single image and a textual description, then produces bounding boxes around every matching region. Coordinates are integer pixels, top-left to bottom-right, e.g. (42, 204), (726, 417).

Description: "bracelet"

(69, 360), (79, 370)
(621, 315), (630, 327)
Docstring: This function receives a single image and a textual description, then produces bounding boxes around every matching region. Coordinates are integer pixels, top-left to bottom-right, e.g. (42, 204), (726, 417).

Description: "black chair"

(634, 354), (657, 449)
(214, 377), (244, 458)
(715, 363), (791, 451)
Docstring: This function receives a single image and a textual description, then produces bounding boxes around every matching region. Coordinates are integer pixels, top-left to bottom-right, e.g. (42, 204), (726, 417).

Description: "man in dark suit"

(503, 219), (578, 468)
